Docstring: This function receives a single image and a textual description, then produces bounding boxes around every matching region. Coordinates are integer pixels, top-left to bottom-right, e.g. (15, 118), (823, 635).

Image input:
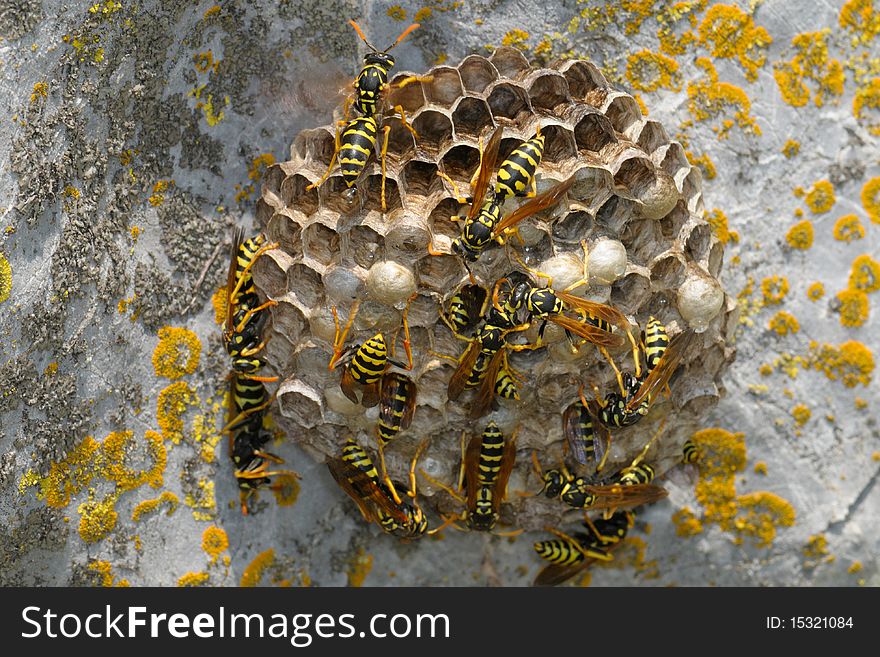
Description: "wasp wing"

(225, 226), (245, 335)
(379, 373), (417, 431)
(492, 175), (575, 236)
(549, 314), (626, 348)
(563, 400), (608, 467)
(466, 126), (504, 222)
(624, 330), (694, 412)
(581, 483), (668, 511)
(555, 293), (631, 334)
(468, 348), (506, 419)
(447, 339), (482, 401)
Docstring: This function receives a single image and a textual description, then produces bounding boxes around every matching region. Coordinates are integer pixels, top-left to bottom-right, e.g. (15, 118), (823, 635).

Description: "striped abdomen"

(566, 401), (598, 462)
(349, 333), (388, 385)
(465, 350), (493, 389)
(377, 376), (412, 446)
(534, 538), (587, 566)
(682, 438), (700, 464)
(618, 464), (655, 486)
(477, 422), (505, 487)
(560, 477), (597, 509)
(644, 317), (669, 372)
(234, 235), (265, 302)
(339, 117), (378, 188)
(341, 439), (381, 484)
(232, 377), (267, 415)
(494, 366), (519, 401)
(589, 511), (632, 546)
(467, 486), (498, 531)
(494, 134), (545, 200)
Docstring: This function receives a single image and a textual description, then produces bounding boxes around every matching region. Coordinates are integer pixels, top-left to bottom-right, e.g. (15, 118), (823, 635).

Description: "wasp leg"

(234, 300), (279, 334)
(419, 469), (465, 503)
(239, 340), (268, 358)
(408, 439), (430, 499)
(436, 170), (470, 205)
(390, 104), (418, 139)
(228, 241), (281, 306)
(329, 300), (361, 371)
(379, 125), (391, 212)
(394, 74), (434, 90)
(492, 527), (525, 537)
(222, 395), (276, 435)
(306, 121), (342, 193)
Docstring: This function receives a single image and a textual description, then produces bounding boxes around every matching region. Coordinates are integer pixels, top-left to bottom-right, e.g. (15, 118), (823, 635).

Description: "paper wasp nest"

(254, 49), (737, 530)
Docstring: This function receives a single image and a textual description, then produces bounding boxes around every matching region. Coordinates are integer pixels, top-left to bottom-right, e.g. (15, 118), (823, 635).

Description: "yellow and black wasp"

(562, 385), (610, 468)
(533, 510), (634, 586)
(682, 438), (701, 465)
(419, 421), (519, 534)
(327, 437), (441, 539)
(328, 295), (415, 408)
(440, 282), (489, 337)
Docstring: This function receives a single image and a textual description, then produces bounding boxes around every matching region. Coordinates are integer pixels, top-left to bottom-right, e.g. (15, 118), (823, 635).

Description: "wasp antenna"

(387, 22), (420, 50)
(348, 19), (378, 52)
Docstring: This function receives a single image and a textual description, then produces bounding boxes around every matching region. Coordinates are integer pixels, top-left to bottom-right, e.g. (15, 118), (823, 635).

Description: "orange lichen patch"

(193, 410), (223, 463)
(185, 479), (217, 521)
(753, 461), (767, 475)
(862, 176), (880, 223)
(806, 340), (875, 387)
(807, 282), (825, 301)
(687, 58), (761, 139)
(633, 93), (649, 116)
(19, 436), (101, 508)
(872, 450), (880, 460)
(0, 252), (11, 303)
(697, 4), (772, 81)
(625, 49), (682, 92)
(78, 494), (119, 543)
(157, 381), (196, 444)
(785, 220), (814, 249)
(839, 0), (880, 46)
(761, 275), (789, 305)
(88, 561), (130, 587)
(193, 50), (219, 74)
(848, 560), (864, 574)
(241, 549), (275, 587)
(804, 534), (829, 558)
(152, 327), (201, 379)
(834, 214), (865, 242)
(272, 474), (301, 507)
(768, 311), (799, 336)
(687, 428), (795, 547)
(804, 180), (836, 214)
(178, 572), (210, 587)
(132, 491), (179, 521)
(501, 29), (530, 50)
(773, 30), (844, 108)
(671, 506), (704, 537)
(203, 5), (220, 19)
(201, 526), (229, 563)
(704, 208), (738, 244)
(248, 153), (275, 181)
(759, 363), (773, 376)
(849, 254), (880, 293)
(688, 151), (716, 180)
(347, 548), (374, 587)
(836, 288), (869, 327)
(30, 81), (49, 104)
(853, 77), (880, 135)
(44, 361), (58, 377)
(102, 430), (166, 491)
(782, 139), (800, 158)
(387, 5), (407, 21)
(211, 286), (228, 325)
(148, 179), (174, 206)
(415, 7), (433, 22)
(791, 404), (811, 426)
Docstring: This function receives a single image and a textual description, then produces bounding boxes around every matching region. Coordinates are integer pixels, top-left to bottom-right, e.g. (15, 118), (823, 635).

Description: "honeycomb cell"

(255, 52), (733, 531)
(252, 249), (293, 299)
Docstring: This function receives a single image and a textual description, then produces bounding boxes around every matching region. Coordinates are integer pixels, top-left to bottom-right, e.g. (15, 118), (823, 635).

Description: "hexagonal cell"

(385, 216), (430, 256)
(266, 211), (304, 257)
(439, 143), (480, 184)
(363, 174), (403, 215)
(251, 249), (293, 299)
(412, 110), (454, 153)
(270, 295), (308, 343)
(551, 210), (593, 243)
(256, 197), (276, 228)
(280, 173), (319, 216)
(636, 120), (669, 155)
(541, 124), (576, 165)
(277, 379), (323, 429)
(323, 265), (364, 304)
(594, 194), (633, 234)
(574, 112), (617, 153)
(619, 213), (659, 263)
(528, 72), (571, 112)
(348, 224), (384, 270)
(423, 66), (464, 105)
(428, 197), (462, 240)
(302, 221), (340, 268)
(614, 157), (657, 199)
(682, 169), (702, 209)
(402, 159), (442, 200)
(451, 96), (494, 138)
(387, 73), (427, 115)
(605, 94), (642, 136)
(320, 175), (361, 215)
(384, 116), (417, 164)
(659, 200), (689, 240)
(685, 222), (712, 263)
(487, 82), (532, 123)
(707, 240), (724, 278)
(489, 47), (530, 79)
(263, 163), (286, 199)
(610, 271), (651, 314)
(660, 141), (690, 181)
(286, 262), (324, 309)
(297, 127), (336, 167)
(558, 60), (608, 101)
(649, 251), (687, 289)
(416, 250), (462, 294)
(570, 165), (614, 208)
(459, 55), (498, 94)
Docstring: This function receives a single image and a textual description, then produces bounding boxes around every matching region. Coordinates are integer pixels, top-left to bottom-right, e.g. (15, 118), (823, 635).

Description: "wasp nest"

(254, 48), (736, 531)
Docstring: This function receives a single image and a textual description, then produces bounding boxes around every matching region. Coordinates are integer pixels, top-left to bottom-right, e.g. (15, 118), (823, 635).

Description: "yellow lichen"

(20, 436), (101, 508)
(848, 561), (863, 574)
(102, 430), (166, 491)
(840, 0), (880, 46)
(734, 493), (796, 547)
(347, 548), (374, 587)
(836, 288), (869, 327)
(768, 311), (799, 336)
(633, 93), (649, 116)
(272, 473), (301, 507)
(697, 4), (772, 82)
(773, 30), (844, 108)
(807, 282), (825, 301)
(688, 151), (717, 180)
(157, 381), (195, 444)
(211, 286), (228, 325)
(193, 50), (218, 74)
(791, 404), (811, 426)
(132, 491), (179, 521)
(177, 572), (210, 587)
(415, 7), (433, 22)
(30, 81), (48, 104)
(687, 57), (761, 139)
(805, 180), (835, 214)
(853, 77), (880, 135)
(152, 326), (201, 379)
(625, 49), (682, 92)
(185, 479), (216, 521)
(201, 526), (229, 563)
(78, 495), (119, 543)
(241, 549), (275, 587)
(203, 5), (220, 19)
(862, 176), (880, 223)
(88, 561), (129, 587)
(0, 252), (11, 303)
(849, 254), (880, 293)
(386, 5), (406, 21)
(782, 139), (800, 158)
(148, 179), (174, 206)
(753, 462), (768, 475)
(785, 220), (814, 249)
(501, 29), (530, 49)
(833, 214), (865, 242)
(759, 363), (773, 376)
(761, 275), (789, 305)
(806, 340), (875, 387)
(804, 534), (829, 559)
(671, 507), (704, 537)
(704, 208), (739, 244)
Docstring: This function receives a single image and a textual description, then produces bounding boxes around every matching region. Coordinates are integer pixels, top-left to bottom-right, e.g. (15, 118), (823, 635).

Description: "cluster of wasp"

(222, 228), (299, 515)
(238, 21), (704, 584)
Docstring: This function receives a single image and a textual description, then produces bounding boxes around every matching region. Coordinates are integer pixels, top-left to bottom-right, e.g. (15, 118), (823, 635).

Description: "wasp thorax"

(255, 49), (736, 530)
